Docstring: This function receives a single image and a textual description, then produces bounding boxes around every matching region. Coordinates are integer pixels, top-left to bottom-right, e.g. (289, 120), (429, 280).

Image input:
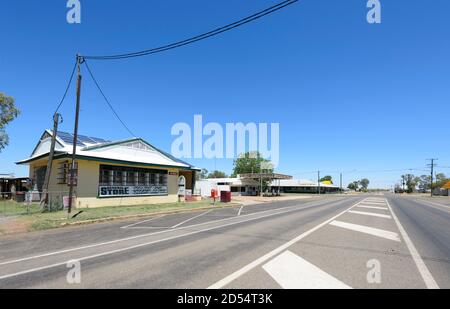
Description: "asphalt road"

(0, 194), (449, 289)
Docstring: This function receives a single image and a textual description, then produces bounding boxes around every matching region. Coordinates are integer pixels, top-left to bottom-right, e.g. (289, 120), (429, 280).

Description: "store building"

(17, 130), (200, 208)
(196, 177), (260, 197)
(195, 173), (292, 197)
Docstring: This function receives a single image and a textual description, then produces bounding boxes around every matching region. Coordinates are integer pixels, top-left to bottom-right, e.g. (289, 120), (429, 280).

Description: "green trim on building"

(17, 153), (196, 171)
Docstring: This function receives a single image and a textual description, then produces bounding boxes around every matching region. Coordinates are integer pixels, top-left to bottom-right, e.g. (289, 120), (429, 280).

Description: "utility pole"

(427, 158), (438, 197)
(340, 172), (343, 194)
(40, 113), (62, 211)
(68, 54), (83, 215)
(317, 171), (321, 195)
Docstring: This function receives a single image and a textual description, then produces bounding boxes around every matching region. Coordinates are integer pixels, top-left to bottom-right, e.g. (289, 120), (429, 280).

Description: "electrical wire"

(291, 167), (431, 177)
(82, 0), (298, 60)
(83, 60), (137, 137)
(54, 60), (77, 113)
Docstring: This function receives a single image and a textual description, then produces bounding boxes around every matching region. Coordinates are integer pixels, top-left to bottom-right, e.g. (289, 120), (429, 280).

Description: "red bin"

(220, 191), (232, 203)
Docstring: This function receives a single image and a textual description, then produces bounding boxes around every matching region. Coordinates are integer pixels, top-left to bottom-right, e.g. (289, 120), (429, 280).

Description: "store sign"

(177, 175), (186, 196)
(99, 185), (167, 197)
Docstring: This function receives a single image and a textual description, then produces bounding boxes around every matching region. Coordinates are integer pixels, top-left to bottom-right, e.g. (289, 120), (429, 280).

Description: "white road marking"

(357, 205), (388, 210)
(329, 220), (400, 241)
(122, 226), (169, 230)
(171, 209), (214, 228)
(386, 199), (439, 289)
(208, 198), (367, 289)
(0, 197), (352, 273)
(262, 250), (352, 289)
(347, 210), (392, 219)
(237, 205), (244, 216)
(120, 215), (164, 229)
(360, 201), (387, 205)
(0, 200), (357, 281)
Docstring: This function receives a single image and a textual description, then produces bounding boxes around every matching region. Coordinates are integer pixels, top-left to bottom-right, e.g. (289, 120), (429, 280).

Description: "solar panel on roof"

(56, 131), (85, 146)
(55, 131), (110, 146)
(78, 135), (97, 144)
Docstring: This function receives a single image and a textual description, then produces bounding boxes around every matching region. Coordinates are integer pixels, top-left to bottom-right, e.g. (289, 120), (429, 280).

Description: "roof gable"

(19, 130), (198, 170)
(79, 138), (192, 168)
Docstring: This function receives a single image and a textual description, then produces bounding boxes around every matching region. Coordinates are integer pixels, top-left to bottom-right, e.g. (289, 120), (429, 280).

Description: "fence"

(0, 191), (76, 216)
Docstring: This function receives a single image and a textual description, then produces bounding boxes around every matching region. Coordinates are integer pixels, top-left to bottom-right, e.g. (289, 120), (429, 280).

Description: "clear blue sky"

(1, 0), (449, 188)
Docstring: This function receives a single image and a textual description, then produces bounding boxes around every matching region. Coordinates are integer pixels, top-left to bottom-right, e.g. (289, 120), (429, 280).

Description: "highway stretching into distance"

(0, 194), (449, 289)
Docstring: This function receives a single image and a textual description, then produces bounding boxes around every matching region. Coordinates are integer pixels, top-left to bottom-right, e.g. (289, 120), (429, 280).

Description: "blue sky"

(1, 0), (449, 188)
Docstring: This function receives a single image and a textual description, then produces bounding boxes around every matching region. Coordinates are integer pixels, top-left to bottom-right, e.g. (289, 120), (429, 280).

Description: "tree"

(231, 151), (272, 177)
(360, 178), (370, 191)
(196, 168), (209, 180)
(0, 93), (20, 152)
(207, 170), (227, 178)
(320, 175), (333, 184)
(348, 181), (359, 191)
(400, 174), (418, 193)
(435, 173), (449, 189)
(417, 175), (431, 192)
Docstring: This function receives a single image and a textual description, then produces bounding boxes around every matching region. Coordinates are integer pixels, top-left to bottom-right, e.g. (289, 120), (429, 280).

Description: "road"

(0, 194), (449, 288)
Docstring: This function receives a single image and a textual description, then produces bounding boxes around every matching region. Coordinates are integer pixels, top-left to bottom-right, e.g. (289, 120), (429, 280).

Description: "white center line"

(386, 199), (439, 289)
(171, 209), (214, 228)
(347, 210), (392, 219)
(329, 220), (400, 241)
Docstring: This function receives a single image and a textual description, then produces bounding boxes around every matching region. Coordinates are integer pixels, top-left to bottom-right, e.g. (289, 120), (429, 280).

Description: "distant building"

(196, 177), (260, 197)
(195, 175), (340, 197)
(271, 179), (340, 194)
(0, 174), (30, 200)
(17, 130), (200, 208)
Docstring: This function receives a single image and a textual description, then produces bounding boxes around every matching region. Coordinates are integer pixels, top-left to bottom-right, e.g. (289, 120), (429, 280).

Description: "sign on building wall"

(98, 185), (168, 197)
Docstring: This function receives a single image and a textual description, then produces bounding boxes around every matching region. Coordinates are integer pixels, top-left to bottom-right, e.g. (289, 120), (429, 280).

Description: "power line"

(83, 60), (137, 137)
(82, 0), (298, 60)
(290, 167), (431, 177)
(54, 60), (77, 114)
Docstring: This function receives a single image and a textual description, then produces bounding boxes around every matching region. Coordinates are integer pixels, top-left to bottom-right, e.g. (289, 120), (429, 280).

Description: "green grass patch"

(5, 199), (238, 233)
(0, 200), (42, 216)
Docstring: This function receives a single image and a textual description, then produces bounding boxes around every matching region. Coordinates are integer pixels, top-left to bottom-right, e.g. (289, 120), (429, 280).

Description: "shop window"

(57, 161), (78, 184)
(98, 165), (168, 188)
